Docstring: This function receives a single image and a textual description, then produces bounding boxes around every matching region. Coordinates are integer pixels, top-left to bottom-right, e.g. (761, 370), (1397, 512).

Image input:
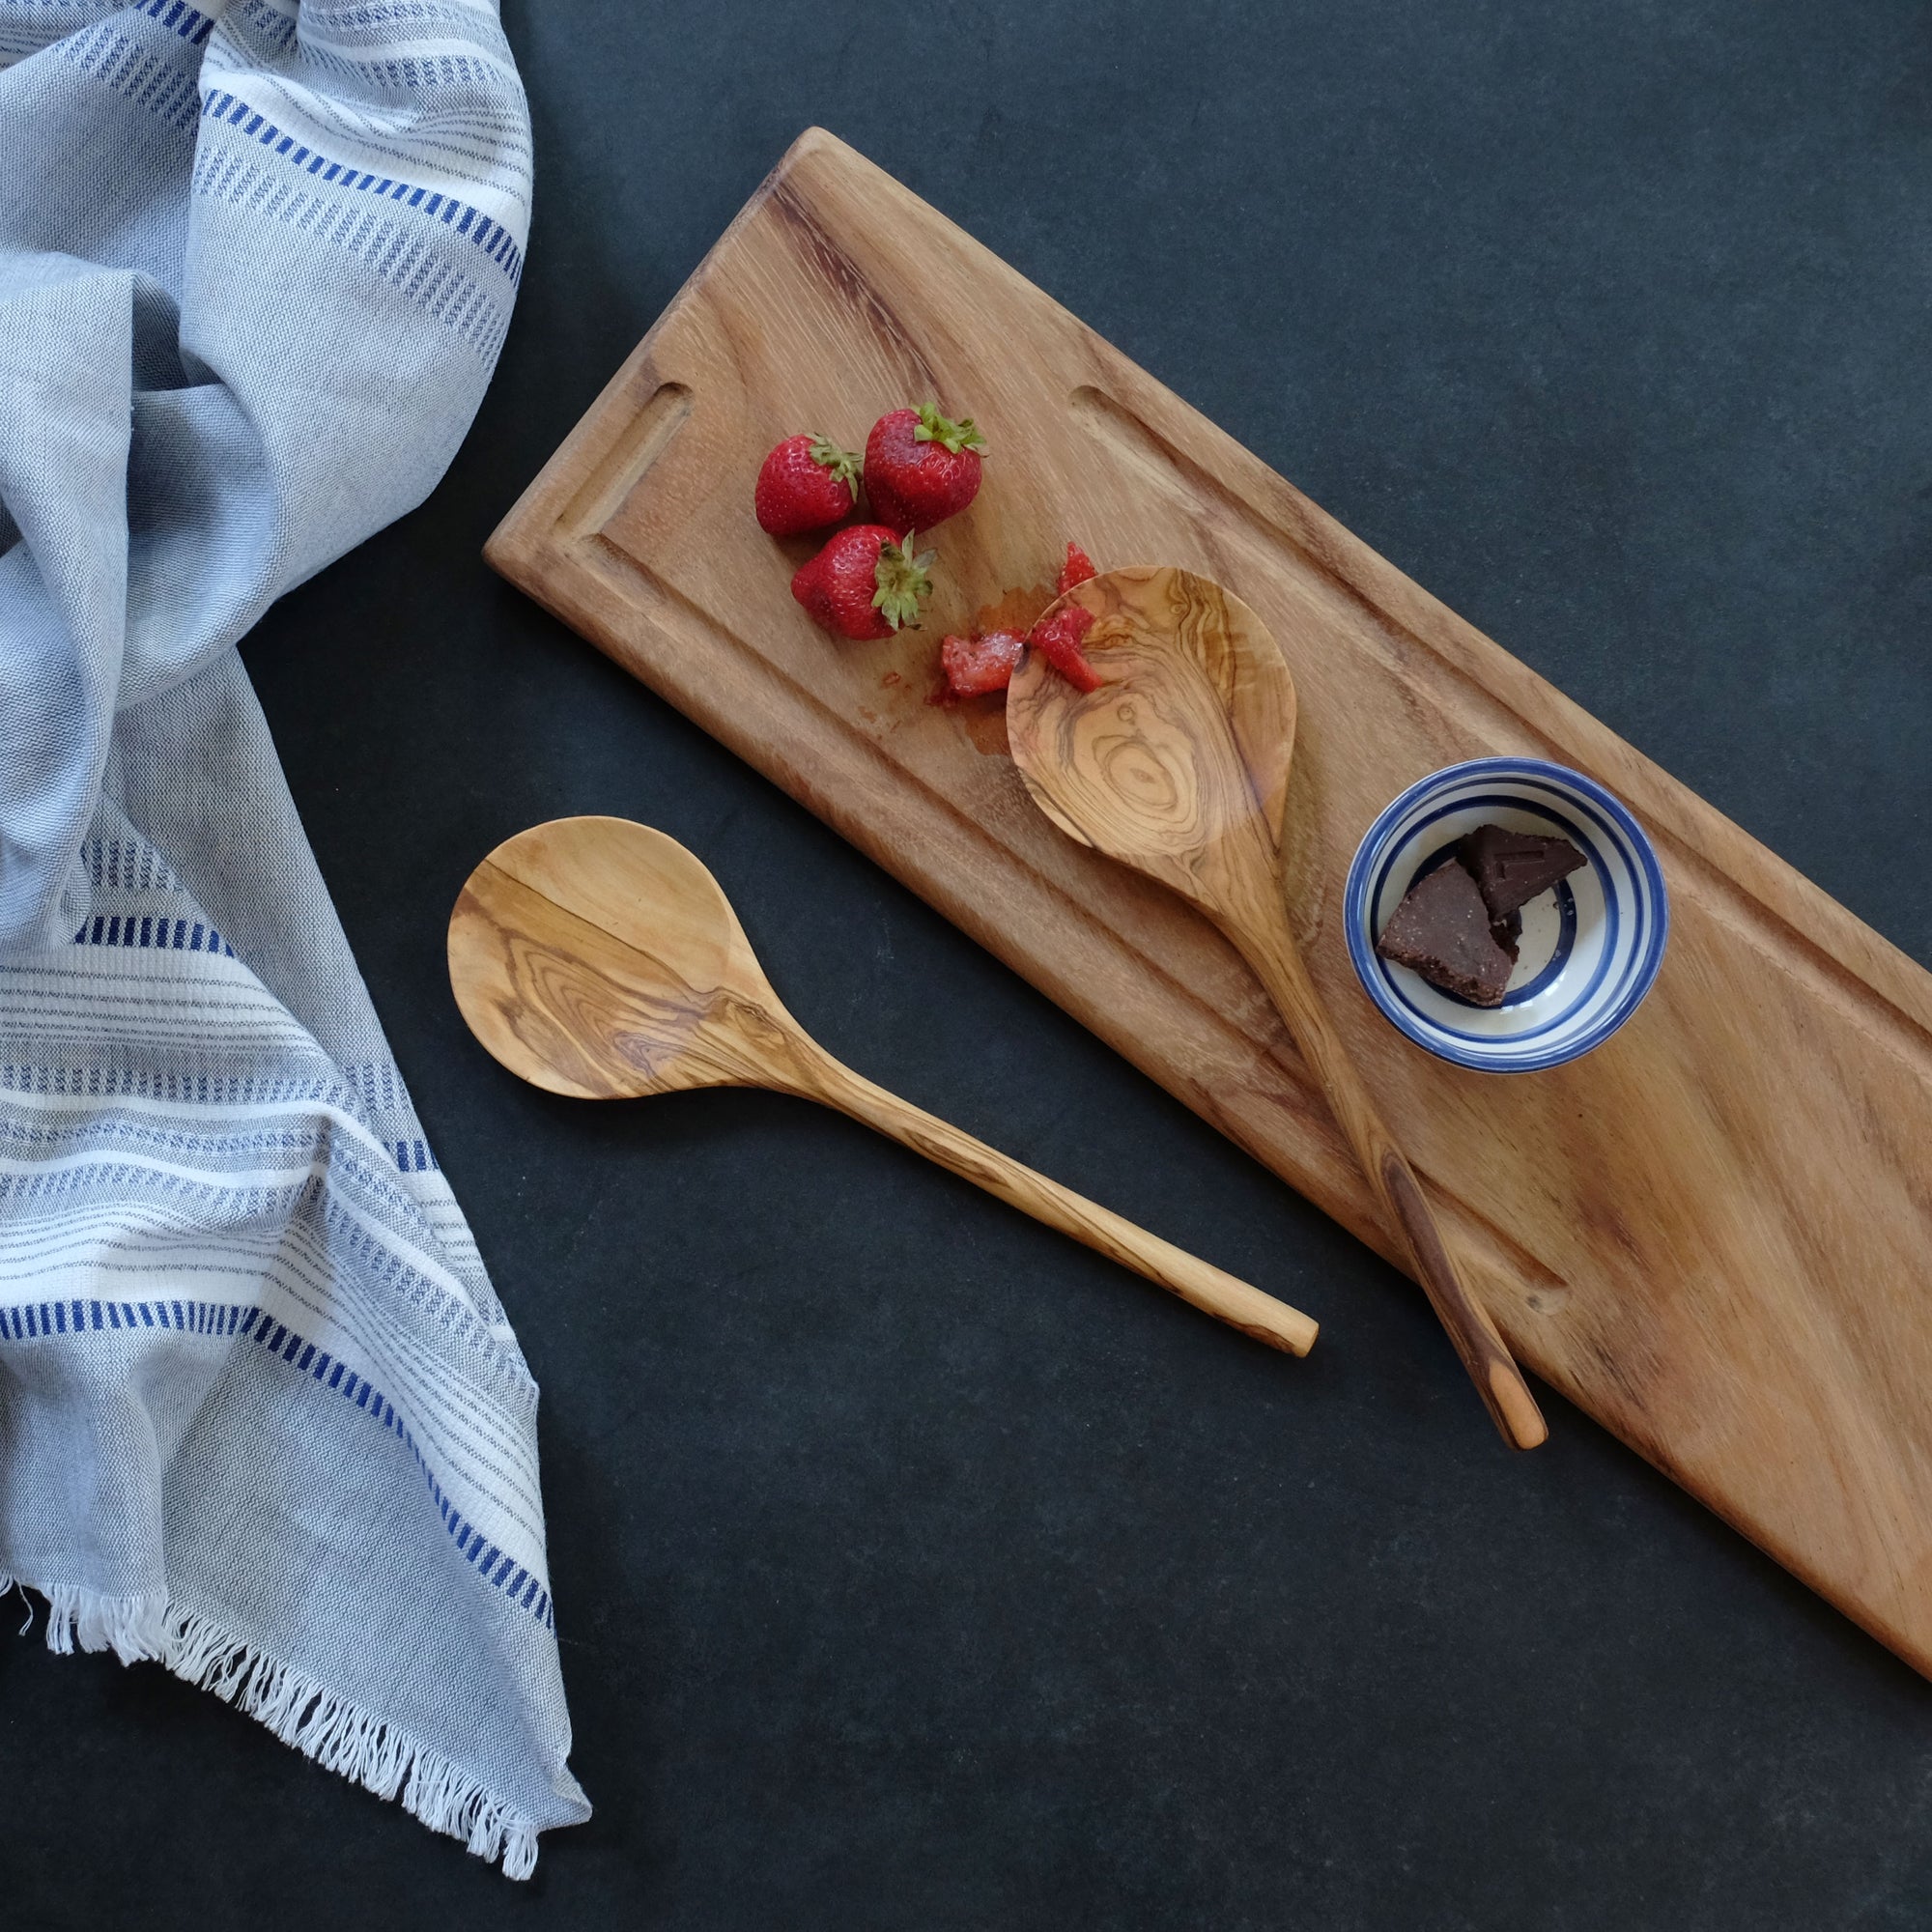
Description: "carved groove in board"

(557, 380), (694, 540)
(1069, 383), (1541, 693)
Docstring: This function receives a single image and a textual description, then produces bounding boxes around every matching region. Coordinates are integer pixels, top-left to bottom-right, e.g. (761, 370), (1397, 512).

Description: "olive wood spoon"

(1006, 567), (1545, 1447)
(447, 815), (1318, 1356)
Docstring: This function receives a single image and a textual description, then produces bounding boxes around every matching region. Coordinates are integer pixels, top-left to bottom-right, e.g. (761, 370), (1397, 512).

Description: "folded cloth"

(0, 0), (586, 1876)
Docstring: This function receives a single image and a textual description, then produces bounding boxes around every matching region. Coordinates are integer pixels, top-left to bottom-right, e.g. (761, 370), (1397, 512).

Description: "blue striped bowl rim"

(1343, 758), (1669, 1073)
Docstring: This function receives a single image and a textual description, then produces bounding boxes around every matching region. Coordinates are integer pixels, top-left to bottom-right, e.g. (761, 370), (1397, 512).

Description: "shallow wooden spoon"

(1006, 567), (1544, 1447)
(447, 815), (1317, 1356)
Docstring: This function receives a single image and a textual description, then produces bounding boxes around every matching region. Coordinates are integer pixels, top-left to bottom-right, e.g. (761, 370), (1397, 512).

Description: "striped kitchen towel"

(0, 0), (587, 1876)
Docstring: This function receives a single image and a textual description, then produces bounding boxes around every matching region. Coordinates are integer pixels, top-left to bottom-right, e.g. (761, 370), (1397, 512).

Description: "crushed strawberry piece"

(1028, 603), (1102, 693)
(1057, 541), (1097, 594)
(939, 628), (1026, 698)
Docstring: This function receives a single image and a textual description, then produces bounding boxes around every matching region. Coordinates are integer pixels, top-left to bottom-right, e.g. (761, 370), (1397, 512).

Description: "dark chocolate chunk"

(1456, 823), (1585, 921)
(1491, 906), (1521, 964)
(1376, 860), (1516, 1007)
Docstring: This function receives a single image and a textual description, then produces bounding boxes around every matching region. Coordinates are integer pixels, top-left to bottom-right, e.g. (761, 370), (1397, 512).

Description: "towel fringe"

(23, 1574), (169, 1662)
(1, 1575), (539, 1879)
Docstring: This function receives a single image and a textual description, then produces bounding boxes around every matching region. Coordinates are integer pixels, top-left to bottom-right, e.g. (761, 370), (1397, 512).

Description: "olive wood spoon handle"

(1229, 904), (1546, 1443)
(781, 1044), (1316, 1355)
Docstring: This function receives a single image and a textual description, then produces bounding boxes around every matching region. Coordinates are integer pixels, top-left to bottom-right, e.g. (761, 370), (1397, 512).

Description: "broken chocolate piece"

(1491, 906), (1521, 964)
(1455, 824), (1585, 921)
(1376, 860), (1516, 1007)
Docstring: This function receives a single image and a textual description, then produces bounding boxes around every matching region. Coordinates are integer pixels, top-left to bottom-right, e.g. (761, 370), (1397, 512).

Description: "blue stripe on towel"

(199, 89), (524, 284)
(0, 1292), (552, 1627)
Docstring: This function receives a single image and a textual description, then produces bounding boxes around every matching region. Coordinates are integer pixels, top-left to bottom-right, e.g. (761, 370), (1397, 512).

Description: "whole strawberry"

(865, 402), (986, 533)
(791, 525), (935, 639)
(754, 433), (863, 535)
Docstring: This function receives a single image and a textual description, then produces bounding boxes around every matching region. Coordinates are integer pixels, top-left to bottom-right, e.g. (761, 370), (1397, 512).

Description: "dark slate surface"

(9, 2), (1932, 1926)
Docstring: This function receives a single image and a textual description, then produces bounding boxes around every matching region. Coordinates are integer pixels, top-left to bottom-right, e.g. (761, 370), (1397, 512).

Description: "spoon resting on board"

(1005, 567), (1546, 1450)
(447, 816), (1318, 1357)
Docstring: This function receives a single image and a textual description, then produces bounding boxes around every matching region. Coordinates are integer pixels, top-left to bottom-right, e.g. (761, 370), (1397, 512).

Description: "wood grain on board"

(487, 128), (1932, 1674)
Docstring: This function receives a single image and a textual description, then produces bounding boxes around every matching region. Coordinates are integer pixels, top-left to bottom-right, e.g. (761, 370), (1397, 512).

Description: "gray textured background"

(8, 2), (1932, 1925)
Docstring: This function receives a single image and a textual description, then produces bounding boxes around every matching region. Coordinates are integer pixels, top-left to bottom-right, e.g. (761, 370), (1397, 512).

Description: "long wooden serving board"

(489, 128), (1932, 1676)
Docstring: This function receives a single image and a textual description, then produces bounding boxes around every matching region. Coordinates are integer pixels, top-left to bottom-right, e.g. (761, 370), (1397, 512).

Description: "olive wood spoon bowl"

(1006, 567), (1545, 1448)
(447, 815), (1318, 1356)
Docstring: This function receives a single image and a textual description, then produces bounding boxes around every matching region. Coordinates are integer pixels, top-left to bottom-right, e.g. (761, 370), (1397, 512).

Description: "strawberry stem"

(808, 434), (863, 504)
(871, 532), (936, 631)
(911, 402), (988, 457)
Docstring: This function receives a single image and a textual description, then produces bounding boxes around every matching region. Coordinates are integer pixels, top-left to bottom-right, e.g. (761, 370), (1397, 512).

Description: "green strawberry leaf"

(808, 434), (863, 503)
(911, 402), (988, 456)
(871, 532), (936, 631)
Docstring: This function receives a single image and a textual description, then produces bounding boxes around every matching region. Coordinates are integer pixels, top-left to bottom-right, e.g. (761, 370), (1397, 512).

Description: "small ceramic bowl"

(1344, 757), (1668, 1073)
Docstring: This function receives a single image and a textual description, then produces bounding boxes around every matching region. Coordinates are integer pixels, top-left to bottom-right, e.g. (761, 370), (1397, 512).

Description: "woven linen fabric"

(0, 0), (587, 1876)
